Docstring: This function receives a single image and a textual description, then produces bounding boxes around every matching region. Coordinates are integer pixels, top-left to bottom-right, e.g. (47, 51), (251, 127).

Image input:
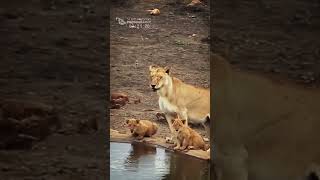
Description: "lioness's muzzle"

(151, 85), (158, 91)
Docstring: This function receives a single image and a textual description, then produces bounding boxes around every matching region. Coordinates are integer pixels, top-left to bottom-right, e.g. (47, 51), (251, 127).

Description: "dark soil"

(0, 0), (107, 179)
(212, 0), (320, 87)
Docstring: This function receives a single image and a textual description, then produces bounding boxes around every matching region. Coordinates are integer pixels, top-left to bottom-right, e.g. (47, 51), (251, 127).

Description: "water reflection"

(110, 142), (210, 180)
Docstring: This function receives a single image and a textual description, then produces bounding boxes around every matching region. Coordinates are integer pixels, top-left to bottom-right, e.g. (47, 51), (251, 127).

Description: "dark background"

(0, 0), (108, 179)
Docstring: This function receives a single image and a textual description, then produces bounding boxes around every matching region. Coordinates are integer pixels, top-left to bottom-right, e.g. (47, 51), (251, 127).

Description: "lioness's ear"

(164, 66), (170, 74)
(181, 119), (186, 125)
(136, 119), (140, 124)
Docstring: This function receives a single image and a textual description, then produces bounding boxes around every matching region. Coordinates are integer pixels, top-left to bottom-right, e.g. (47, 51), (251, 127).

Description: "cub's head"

(126, 118), (140, 133)
(171, 118), (186, 132)
(149, 65), (170, 92)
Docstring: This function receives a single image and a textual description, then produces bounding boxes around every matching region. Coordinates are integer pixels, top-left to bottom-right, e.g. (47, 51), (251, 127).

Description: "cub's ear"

(149, 65), (156, 71)
(171, 119), (175, 124)
(181, 119), (186, 125)
(126, 120), (129, 124)
(136, 119), (140, 124)
(164, 66), (170, 74)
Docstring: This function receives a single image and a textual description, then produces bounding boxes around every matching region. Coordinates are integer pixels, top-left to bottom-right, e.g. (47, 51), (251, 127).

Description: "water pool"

(110, 142), (210, 180)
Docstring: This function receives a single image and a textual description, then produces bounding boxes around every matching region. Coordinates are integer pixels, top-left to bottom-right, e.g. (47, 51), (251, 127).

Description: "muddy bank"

(110, 129), (210, 160)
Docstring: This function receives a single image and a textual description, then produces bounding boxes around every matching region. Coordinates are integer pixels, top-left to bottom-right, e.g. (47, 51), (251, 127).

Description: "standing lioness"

(149, 65), (210, 140)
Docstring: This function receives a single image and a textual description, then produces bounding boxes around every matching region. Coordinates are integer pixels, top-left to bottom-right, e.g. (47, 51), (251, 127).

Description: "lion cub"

(126, 119), (158, 140)
(172, 117), (209, 151)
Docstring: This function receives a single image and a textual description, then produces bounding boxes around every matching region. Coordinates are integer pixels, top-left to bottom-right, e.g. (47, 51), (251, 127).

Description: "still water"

(110, 142), (210, 180)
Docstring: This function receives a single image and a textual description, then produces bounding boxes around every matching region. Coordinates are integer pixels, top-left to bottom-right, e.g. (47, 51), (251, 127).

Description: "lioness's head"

(171, 118), (186, 132)
(149, 65), (170, 92)
(126, 118), (140, 133)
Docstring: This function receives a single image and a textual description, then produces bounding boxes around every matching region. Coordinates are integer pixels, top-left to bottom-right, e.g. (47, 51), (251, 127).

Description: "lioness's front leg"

(165, 113), (175, 133)
(165, 113), (176, 144)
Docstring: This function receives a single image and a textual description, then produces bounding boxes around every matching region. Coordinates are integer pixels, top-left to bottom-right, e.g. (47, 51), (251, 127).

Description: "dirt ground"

(110, 0), (210, 140)
(0, 0), (107, 179)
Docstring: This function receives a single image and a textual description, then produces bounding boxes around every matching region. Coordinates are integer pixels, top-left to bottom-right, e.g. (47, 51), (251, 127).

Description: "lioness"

(149, 65), (210, 141)
(211, 53), (320, 180)
(126, 118), (158, 140)
(172, 117), (209, 151)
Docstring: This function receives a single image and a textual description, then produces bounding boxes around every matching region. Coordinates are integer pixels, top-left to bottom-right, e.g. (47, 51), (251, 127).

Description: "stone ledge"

(110, 128), (210, 161)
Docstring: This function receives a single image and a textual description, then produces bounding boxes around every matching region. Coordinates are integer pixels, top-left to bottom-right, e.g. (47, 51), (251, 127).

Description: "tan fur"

(149, 65), (210, 138)
(211, 53), (320, 180)
(126, 119), (158, 140)
(171, 117), (209, 151)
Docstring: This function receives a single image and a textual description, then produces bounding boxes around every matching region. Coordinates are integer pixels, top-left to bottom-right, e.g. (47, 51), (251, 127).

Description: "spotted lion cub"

(126, 119), (158, 140)
(172, 117), (209, 151)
